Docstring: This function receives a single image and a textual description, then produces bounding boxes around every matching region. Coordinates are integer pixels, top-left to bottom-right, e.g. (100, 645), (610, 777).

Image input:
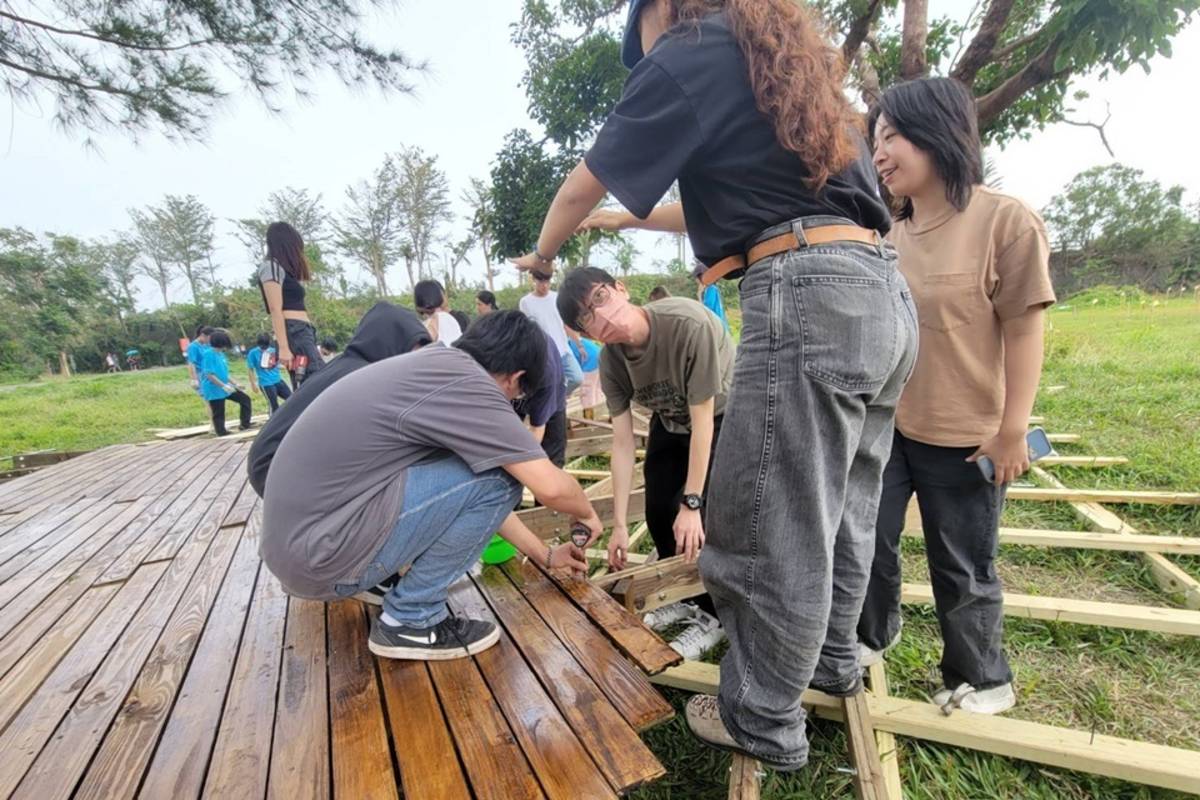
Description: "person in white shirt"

(519, 270), (583, 394)
(414, 280), (463, 345)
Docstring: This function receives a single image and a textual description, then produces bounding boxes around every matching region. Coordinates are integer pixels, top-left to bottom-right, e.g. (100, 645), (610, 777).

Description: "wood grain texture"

(267, 598), (330, 800)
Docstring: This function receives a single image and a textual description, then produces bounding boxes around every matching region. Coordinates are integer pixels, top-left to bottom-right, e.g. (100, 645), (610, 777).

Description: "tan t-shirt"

(600, 298), (734, 434)
(891, 186), (1057, 447)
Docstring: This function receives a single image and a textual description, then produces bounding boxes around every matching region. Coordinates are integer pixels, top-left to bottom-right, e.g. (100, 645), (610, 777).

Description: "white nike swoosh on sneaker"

(394, 632), (438, 645)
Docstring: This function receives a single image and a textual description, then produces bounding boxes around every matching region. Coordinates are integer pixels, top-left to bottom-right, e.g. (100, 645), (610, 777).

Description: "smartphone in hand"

(977, 427), (1054, 483)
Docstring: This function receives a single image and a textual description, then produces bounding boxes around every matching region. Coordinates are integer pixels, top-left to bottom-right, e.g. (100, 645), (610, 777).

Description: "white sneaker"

(858, 629), (902, 667)
(642, 601), (699, 632)
(932, 683), (1016, 715)
(669, 610), (726, 660)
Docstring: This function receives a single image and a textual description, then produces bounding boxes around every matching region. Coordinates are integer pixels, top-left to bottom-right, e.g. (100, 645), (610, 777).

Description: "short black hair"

(196, 325), (214, 338)
(255, 333), (271, 349)
(413, 280), (445, 313)
(320, 337), (338, 352)
(454, 309), (547, 396)
(648, 285), (670, 301)
(476, 290), (498, 310)
(557, 267), (617, 332)
(209, 330), (232, 349)
(531, 269), (553, 282)
(868, 77), (983, 221)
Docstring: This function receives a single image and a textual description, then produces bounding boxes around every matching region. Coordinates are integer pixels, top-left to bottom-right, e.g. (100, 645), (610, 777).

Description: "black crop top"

(257, 259), (307, 313)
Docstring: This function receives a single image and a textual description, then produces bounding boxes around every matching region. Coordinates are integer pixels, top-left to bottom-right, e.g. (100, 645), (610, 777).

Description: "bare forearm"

(536, 160), (609, 258)
(1000, 310), (1045, 435)
(611, 434), (637, 528)
(497, 513), (552, 565)
(685, 401), (715, 495)
(631, 202), (686, 233)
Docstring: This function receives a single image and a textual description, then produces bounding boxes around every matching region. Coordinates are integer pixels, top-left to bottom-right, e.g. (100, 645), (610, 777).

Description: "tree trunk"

(404, 256), (416, 292)
(900, 0), (930, 79)
(59, 351), (71, 377)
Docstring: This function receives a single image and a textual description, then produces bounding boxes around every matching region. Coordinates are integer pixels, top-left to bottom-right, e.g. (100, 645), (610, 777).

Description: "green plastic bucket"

(480, 534), (517, 564)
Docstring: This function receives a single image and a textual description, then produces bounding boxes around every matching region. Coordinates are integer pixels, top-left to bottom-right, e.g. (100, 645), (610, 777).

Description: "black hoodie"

(247, 302), (431, 497)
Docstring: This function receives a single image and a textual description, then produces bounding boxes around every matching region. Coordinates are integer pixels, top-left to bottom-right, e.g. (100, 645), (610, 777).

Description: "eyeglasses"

(576, 285), (613, 329)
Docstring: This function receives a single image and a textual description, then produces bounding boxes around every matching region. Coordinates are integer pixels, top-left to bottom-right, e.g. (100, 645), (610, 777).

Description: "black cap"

(622, 0), (653, 69)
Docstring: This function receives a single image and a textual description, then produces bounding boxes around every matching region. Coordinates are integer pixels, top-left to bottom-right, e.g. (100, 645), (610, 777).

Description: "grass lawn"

(2, 298), (1198, 797)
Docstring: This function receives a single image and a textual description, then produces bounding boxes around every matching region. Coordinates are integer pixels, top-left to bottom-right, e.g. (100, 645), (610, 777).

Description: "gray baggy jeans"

(701, 217), (918, 769)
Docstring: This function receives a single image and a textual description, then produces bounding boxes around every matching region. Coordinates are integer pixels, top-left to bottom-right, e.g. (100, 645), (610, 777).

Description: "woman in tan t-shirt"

(857, 78), (1057, 715)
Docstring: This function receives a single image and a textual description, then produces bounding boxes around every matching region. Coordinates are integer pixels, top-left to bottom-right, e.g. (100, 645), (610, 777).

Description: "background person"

(258, 221), (325, 388)
(414, 279), (463, 344)
(246, 333), (292, 415)
(476, 290), (499, 316)
(520, 270), (584, 395)
(201, 330), (254, 436)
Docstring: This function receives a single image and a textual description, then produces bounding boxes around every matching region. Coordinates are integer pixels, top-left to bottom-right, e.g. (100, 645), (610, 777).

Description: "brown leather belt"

(699, 223), (882, 287)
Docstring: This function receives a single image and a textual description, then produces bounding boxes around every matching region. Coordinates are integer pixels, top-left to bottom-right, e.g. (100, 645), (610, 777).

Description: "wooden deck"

(0, 439), (678, 799)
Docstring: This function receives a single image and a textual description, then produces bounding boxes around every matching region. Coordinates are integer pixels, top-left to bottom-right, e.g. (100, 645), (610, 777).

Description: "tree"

(394, 146), (452, 280)
(462, 178), (498, 292)
(1, 0), (424, 142)
(489, 129), (581, 261)
(334, 156), (404, 296)
(154, 195), (216, 302)
(1042, 164), (1199, 289)
(130, 208), (175, 307)
(100, 235), (140, 314)
(606, 236), (639, 277)
(442, 235), (475, 293)
(232, 186), (329, 262)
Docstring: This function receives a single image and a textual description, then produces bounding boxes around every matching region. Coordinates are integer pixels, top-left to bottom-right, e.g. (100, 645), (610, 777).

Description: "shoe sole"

(368, 626), (500, 661)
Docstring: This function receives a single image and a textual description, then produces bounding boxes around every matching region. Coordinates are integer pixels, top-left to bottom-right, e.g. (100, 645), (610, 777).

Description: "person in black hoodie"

(248, 302), (432, 497)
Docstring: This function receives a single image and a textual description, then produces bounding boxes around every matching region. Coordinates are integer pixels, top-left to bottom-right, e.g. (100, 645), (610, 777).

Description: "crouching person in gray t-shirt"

(260, 310), (604, 660)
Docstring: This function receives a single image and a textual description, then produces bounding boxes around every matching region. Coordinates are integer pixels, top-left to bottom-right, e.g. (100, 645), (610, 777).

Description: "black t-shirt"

(585, 12), (890, 270)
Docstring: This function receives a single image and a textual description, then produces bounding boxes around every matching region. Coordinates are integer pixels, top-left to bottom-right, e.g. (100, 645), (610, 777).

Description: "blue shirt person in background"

(186, 325), (213, 395)
(568, 336), (605, 416)
(693, 265), (731, 333)
(200, 330), (254, 436)
(246, 333), (293, 415)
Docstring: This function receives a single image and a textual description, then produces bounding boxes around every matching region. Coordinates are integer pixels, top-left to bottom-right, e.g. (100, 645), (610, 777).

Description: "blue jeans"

(701, 216), (918, 769)
(334, 455), (522, 627)
(562, 349), (583, 396)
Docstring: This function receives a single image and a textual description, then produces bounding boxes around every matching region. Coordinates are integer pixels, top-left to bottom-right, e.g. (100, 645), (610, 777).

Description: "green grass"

(0, 366), (212, 459)
(4, 298), (1199, 797)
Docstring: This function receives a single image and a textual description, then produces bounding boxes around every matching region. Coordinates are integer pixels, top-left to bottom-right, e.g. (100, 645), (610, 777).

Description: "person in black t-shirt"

(509, 0), (918, 773)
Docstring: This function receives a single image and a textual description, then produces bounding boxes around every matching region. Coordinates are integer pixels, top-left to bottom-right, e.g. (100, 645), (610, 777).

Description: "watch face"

(684, 494), (703, 510)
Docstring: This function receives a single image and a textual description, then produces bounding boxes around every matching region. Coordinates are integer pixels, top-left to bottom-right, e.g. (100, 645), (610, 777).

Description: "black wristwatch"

(682, 493), (704, 511)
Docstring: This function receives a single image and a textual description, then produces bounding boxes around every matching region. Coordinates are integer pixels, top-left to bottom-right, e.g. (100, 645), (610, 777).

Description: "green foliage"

(1, 0), (423, 141)
(489, 129), (580, 260)
(525, 32), (626, 150)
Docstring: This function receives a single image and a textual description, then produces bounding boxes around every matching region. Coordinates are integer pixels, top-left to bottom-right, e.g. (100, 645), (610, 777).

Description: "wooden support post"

(843, 690), (892, 800)
(866, 662), (904, 799)
(728, 754), (762, 800)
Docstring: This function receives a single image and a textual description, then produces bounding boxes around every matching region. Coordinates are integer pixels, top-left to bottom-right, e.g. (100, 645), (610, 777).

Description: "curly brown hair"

(668, 0), (859, 190)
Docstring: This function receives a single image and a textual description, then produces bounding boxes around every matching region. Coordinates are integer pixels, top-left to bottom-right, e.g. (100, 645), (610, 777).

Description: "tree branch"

(950, 0), (1018, 85)
(900, 0), (930, 79)
(975, 35), (1068, 128)
(0, 55), (144, 101)
(0, 9), (220, 52)
(990, 29), (1048, 64)
(841, 0), (887, 66)
(1062, 103), (1115, 157)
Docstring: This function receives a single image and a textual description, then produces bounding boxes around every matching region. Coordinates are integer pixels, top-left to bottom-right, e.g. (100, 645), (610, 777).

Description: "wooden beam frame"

(1006, 487), (1200, 506)
(901, 526), (1200, 556)
(651, 662), (1200, 795)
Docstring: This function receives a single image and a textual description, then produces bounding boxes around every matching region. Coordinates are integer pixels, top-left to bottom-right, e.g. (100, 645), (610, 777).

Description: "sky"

(2, 1), (1198, 309)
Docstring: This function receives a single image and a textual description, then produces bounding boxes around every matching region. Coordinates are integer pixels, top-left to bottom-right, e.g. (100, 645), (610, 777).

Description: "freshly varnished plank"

(267, 598), (330, 800)
(447, 578), (619, 800)
(326, 601), (399, 800)
(145, 444), (251, 562)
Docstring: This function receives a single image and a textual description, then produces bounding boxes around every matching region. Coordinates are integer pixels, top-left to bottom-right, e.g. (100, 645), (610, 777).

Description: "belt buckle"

(789, 219), (811, 249)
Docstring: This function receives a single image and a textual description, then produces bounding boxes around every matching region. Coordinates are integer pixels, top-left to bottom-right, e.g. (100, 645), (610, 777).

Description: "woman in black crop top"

(258, 222), (325, 388)
(510, 0), (918, 773)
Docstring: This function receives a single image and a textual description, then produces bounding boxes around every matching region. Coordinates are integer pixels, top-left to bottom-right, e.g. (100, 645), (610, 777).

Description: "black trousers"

(540, 408), (567, 468)
(209, 390), (253, 436)
(284, 319), (326, 389)
(262, 381), (292, 414)
(645, 413), (723, 616)
(858, 430), (1013, 690)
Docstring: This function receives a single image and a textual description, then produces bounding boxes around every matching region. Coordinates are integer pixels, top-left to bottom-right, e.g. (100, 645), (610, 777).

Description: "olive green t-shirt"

(600, 298), (734, 434)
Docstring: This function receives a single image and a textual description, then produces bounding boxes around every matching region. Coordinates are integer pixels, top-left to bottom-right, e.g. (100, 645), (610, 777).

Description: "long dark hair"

(669, 0), (859, 190)
(265, 222), (312, 282)
(868, 78), (984, 221)
(413, 280), (446, 315)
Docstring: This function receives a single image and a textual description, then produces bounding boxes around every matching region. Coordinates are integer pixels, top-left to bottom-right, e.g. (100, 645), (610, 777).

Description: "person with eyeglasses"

(557, 266), (735, 661)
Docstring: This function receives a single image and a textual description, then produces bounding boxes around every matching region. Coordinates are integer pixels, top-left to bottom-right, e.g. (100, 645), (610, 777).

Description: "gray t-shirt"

(260, 345), (545, 598)
(600, 298), (734, 434)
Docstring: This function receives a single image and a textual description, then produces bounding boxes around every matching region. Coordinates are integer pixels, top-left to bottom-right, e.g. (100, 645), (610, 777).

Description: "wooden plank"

(866, 662), (904, 800)
(136, 532), (263, 800)
(901, 583), (1200, 636)
(565, 416), (649, 439)
(447, 578), (622, 799)
(376, 654), (472, 800)
(517, 489), (646, 539)
(0, 562), (168, 797)
(203, 569), (289, 799)
(729, 754), (762, 800)
(427, 646), (546, 800)
(652, 661), (1200, 794)
(267, 598), (330, 800)
(220, 481), (260, 528)
(497, 560), (674, 730)
(541, 565), (681, 675)
(564, 434), (616, 459)
(1032, 466), (1200, 610)
(843, 690), (890, 800)
(14, 524), (250, 800)
(1038, 456), (1129, 468)
(326, 601), (399, 800)
(1006, 487), (1200, 505)
(144, 445), (251, 561)
(901, 526), (1200, 555)
(1046, 433), (1081, 444)
(0, 495), (102, 572)
(0, 445), (131, 511)
(12, 449), (89, 469)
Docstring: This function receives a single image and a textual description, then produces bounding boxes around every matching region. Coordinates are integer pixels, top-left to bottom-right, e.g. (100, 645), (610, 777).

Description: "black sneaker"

(368, 613), (499, 661)
(353, 573), (401, 606)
